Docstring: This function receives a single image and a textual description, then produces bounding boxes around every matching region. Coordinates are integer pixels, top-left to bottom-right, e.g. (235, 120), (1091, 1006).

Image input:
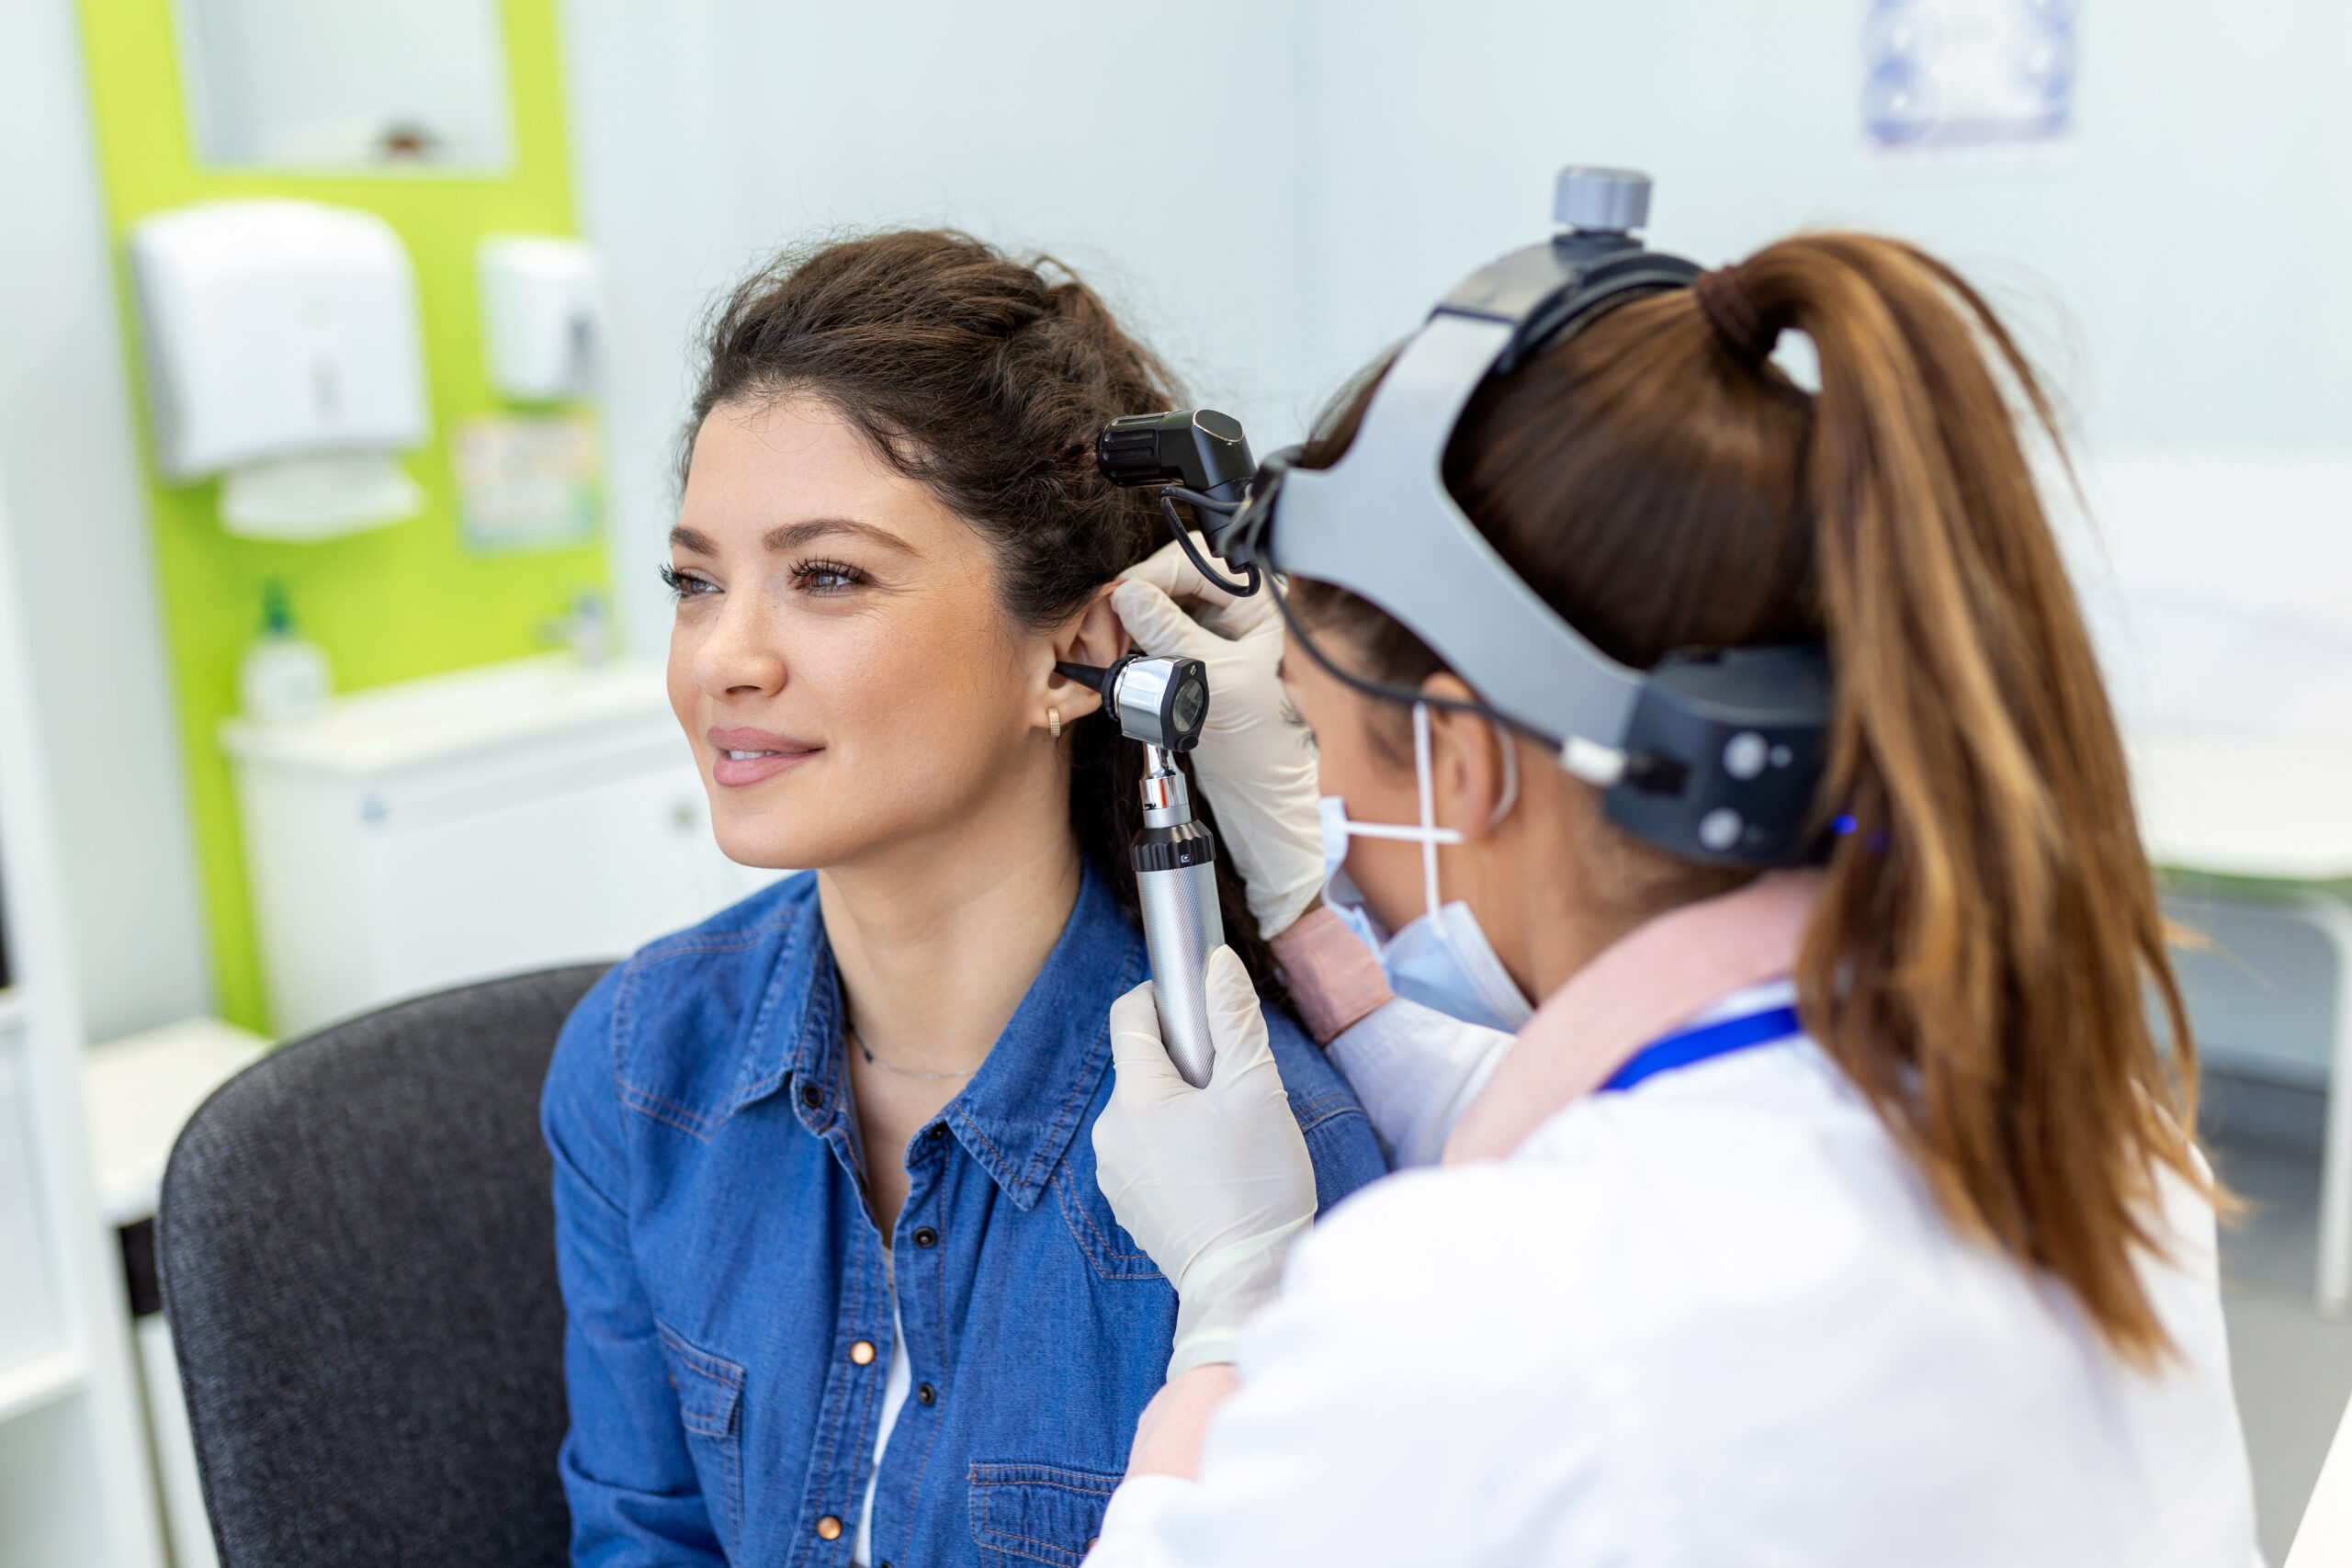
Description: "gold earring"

(1048, 706), (1062, 739)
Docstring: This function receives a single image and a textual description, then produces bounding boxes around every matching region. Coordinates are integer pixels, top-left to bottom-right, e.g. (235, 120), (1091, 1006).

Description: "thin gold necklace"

(848, 1020), (978, 1081)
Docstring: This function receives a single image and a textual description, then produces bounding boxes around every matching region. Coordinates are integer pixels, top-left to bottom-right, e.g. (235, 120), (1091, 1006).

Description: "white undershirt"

(1321, 994), (1512, 1168)
(853, 1259), (913, 1566)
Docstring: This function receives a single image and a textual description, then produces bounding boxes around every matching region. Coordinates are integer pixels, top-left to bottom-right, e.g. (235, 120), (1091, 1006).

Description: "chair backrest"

(159, 964), (608, 1568)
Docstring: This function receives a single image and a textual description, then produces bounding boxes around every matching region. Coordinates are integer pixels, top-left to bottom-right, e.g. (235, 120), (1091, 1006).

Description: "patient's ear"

(1421, 673), (1512, 841)
(1039, 586), (1125, 721)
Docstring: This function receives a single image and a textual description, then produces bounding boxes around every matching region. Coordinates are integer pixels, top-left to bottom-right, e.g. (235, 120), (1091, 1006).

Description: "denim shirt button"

(816, 1515), (842, 1540)
(912, 1226), (939, 1249)
(800, 1082), (823, 1109)
(850, 1340), (876, 1366)
(917, 1382), (937, 1406)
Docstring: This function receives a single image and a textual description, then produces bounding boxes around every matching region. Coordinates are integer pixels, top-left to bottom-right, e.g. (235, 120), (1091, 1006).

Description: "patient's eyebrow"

(669, 524), (720, 555)
(762, 517), (917, 555)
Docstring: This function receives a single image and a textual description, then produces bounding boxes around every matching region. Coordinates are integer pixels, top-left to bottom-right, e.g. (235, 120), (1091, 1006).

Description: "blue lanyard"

(1599, 1005), (1803, 1093)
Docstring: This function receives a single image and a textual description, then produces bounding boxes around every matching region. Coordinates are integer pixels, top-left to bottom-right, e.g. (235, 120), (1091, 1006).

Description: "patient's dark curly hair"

(684, 229), (1283, 1001)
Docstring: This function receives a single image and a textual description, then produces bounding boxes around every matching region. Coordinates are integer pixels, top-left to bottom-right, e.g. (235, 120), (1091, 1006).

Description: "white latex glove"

(1114, 540), (1324, 940)
(1094, 946), (1317, 1378)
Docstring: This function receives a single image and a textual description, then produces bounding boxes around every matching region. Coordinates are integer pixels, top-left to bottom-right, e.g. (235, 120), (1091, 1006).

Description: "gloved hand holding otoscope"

(1051, 648), (1220, 1086)
(1053, 408), (1274, 1089)
(1060, 409), (1327, 1379)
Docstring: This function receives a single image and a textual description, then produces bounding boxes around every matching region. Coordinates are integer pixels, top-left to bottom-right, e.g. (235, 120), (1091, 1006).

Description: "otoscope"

(1053, 410), (1263, 1089)
(1054, 652), (1222, 1088)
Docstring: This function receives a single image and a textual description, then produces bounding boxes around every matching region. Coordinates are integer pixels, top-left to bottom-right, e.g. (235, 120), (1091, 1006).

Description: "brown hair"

(684, 230), (1284, 998)
(1294, 232), (2203, 1362)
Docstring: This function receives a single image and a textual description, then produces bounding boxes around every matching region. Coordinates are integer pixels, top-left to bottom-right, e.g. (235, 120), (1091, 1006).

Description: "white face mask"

(1317, 702), (1531, 1032)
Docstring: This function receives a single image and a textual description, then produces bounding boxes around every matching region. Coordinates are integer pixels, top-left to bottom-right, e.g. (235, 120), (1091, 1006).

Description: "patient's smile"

(708, 726), (820, 787)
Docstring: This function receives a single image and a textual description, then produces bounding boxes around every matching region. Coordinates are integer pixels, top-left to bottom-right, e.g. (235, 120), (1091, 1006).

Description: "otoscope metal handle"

(1132, 748), (1222, 1089)
(1137, 859), (1222, 1089)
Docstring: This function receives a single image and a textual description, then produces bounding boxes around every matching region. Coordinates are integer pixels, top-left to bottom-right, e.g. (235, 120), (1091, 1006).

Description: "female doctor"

(1082, 222), (2258, 1564)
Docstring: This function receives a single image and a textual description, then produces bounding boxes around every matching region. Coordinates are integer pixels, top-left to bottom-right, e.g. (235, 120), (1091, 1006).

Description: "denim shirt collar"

(730, 863), (1146, 1212)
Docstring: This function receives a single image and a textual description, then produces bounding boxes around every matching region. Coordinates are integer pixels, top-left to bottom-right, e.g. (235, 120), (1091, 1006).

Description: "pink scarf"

(1441, 871), (1824, 1165)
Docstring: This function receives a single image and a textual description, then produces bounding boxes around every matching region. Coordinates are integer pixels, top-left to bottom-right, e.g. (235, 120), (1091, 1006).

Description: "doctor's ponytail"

(1295, 232), (2205, 1364)
(1738, 238), (2202, 1366)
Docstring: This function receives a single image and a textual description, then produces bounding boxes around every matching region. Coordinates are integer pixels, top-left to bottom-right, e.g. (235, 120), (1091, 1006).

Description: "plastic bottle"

(237, 581), (333, 723)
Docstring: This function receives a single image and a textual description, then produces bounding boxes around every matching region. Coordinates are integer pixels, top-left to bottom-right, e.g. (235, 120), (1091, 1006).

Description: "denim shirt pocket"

(656, 1322), (745, 1546)
(968, 1461), (1123, 1567)
(1052, 1162), (1166, 1282)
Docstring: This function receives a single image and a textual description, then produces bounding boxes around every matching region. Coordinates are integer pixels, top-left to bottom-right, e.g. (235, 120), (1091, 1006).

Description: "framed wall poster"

(453, 414), (600, 554)
(1864, 0), (2079, 152)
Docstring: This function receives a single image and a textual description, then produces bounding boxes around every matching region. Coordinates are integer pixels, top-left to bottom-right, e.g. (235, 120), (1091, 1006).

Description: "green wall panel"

(76, 0), (609, 1031)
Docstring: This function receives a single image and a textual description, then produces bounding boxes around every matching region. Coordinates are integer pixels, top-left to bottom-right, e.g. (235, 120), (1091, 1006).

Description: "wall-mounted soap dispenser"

(477, 236), (604, 402)
(129, 199), (428, 542)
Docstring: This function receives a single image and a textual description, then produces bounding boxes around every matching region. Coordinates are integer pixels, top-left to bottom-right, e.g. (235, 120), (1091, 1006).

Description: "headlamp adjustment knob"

(1555, 166), (1652, 235)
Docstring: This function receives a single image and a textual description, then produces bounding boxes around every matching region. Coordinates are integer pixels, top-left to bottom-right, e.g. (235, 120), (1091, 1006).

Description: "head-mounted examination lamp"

(1098, 165), (1834, 871)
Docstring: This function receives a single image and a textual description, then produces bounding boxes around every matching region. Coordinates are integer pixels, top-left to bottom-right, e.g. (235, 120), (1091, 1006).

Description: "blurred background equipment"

(129, 198), (429, 540)
(236, 581), (334, 723)
(476, 235), (606, 403)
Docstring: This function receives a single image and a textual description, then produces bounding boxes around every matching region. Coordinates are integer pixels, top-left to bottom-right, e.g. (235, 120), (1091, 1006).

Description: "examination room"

(3, 0), (2349, 1563)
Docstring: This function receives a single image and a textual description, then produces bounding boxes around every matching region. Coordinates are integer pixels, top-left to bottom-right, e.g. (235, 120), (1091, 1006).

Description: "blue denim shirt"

(544, 865), (1387, 1568)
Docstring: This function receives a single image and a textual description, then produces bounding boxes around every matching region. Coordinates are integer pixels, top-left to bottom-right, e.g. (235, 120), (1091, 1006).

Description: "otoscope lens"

(1171, 678), (1204, 738)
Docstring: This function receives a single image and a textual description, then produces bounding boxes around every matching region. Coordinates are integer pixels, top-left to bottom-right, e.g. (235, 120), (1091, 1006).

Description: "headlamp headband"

(1224, 166), (1833, 870)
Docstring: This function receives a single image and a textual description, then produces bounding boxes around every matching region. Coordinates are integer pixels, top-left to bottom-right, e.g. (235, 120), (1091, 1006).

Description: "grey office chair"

(159, 964), (608, 1568)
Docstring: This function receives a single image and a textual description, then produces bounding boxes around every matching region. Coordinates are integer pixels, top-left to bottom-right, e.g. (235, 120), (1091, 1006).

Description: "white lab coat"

(1087, 982), (2259, 1567)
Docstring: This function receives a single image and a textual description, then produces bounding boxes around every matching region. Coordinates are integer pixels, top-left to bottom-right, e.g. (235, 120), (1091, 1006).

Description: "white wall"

(0, 0), (212, 1042)
(568, 0), (2352, 729)
(1306, 1), (2352, 456)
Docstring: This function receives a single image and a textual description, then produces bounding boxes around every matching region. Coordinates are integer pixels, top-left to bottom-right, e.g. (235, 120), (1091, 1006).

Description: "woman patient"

(541, 231), (1386, 1567)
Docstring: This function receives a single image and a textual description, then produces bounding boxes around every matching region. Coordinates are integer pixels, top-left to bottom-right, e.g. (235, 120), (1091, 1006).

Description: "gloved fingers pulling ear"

(1110, 579), (1227, 664)
(1116, 536), (1274, 639)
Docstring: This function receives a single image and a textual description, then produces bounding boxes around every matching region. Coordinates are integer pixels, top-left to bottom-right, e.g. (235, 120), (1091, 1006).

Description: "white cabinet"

(224, 656), (780, 1037)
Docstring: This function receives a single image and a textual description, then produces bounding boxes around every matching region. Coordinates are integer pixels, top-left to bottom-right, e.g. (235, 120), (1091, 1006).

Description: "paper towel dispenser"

(129, 199), (428, 540)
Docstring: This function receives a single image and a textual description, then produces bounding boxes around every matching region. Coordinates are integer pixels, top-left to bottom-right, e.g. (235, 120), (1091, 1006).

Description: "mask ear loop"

(1489, 719), (1519, 829)
(1413, 701), (1444, 926)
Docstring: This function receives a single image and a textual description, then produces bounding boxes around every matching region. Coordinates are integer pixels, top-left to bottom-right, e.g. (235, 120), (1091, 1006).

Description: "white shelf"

(0, 463), (171, 1562)
(83, 1018), (269, 1226)
(0, 1345), (87, 1425)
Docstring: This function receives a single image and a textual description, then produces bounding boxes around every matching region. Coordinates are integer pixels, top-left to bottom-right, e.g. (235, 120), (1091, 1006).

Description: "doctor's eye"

(660, 564), (719, 601)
